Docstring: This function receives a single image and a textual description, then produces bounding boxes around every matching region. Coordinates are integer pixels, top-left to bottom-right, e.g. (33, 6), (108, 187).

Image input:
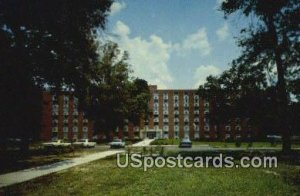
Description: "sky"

(103, 0), (243, 89)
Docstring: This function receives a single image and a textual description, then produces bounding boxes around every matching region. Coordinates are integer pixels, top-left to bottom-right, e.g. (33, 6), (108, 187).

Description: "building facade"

(138, 85), (210, 140)
(41, 86), (255, 141)
(40, 92), (93, 141)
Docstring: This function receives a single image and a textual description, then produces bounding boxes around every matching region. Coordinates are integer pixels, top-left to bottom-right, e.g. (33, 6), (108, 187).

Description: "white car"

(43, 139), (71, 147)
(109, 139), (125, 148)
(73, 139), (96, 148)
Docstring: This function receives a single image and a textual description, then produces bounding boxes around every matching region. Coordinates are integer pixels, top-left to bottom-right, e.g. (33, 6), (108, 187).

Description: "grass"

(2, 155), (299, 195)
(0, 145), (109, 174)
(150, 139), (300, 148)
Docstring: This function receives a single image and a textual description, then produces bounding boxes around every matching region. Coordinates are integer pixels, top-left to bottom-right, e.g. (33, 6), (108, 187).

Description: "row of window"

(52, 132), (88, 140)
(52, 126), (89, 132)
(153, 94), (201, 100)
(143, 125), (210, 132)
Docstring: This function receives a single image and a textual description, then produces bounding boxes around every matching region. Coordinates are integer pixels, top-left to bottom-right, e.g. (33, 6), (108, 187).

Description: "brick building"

(41, 86), (255, 141)
(137, 85), (254, 140)
(40, 92), (93, 141)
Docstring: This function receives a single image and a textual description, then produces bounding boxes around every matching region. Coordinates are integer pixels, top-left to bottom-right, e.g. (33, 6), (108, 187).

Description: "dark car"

(179, 138), (192, 148)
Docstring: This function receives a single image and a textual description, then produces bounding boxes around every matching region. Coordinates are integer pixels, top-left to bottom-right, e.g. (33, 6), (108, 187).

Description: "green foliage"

(0, 0), (112, 149)
(208, 0), (300, 152)
(87, 41), (150, 135)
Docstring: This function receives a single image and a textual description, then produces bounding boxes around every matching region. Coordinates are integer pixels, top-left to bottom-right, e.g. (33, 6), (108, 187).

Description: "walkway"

(0, 139), (152, 188)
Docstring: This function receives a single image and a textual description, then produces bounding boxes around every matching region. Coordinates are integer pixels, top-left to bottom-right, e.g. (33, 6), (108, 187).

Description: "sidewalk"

(0, 139), (152, 188)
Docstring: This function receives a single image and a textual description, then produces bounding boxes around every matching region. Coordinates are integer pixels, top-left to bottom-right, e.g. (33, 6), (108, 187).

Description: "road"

(0, 139), (153, 188)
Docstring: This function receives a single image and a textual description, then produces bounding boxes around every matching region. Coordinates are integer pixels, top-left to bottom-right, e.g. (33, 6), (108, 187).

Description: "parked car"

(179, 137), (192, 148)
(73, 139), (96, 148)
(109, 139), (125, 148)
(43, 139), (71, 148)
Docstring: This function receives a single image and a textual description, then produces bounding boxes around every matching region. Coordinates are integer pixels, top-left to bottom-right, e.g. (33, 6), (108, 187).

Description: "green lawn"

(2, 156), (299, 195)
(0, 146), (109, 174)
(150, 139), (300, 148)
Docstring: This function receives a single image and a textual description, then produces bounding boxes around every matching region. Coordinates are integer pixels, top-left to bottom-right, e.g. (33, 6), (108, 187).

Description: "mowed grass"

(151, 139), (300, 148)
(0, 146), (110, 174)
(2, 156), (299, 196)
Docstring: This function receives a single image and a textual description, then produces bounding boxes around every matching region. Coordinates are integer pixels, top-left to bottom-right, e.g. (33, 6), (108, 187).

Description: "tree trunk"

(267, 16), (291, 153)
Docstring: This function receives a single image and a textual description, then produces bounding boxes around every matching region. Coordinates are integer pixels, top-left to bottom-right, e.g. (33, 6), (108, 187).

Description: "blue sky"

(104, 0), (242, 89)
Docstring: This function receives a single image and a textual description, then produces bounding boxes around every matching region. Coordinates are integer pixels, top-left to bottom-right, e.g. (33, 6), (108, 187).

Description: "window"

(184, 126), (189, 131)
(174, 131), (179, 138)
(163, 93), (168, 99)
(163, 126), (169, 131)
(204, 126), (210, 132)
(83, 126), (88, 132)
(63, 132), (68, 139)
(225, 134), (230, 139)
(52, 127), (58, 132)
(63, 127), (68, 132)
(235, 126), (241, 132)
(225, 126), (231, 132)
(73, 127), (78, 132)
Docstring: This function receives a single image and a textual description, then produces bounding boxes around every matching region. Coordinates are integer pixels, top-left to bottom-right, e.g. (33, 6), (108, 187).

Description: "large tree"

(87, 42), (150, 138)
(220, 0), (300, 152)
(0, 0), (112, 150)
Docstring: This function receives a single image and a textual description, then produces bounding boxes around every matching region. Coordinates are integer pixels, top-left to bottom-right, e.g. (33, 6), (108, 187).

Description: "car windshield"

(78, 139), (86, 142)
(113, 139), (121, 142)
(181, 138), (191, 142)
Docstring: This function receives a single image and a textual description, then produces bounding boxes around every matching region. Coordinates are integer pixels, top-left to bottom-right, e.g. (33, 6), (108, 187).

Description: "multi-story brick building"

(138, 85), (210, 140)
(40, 92), (94, 141)
(41, 86), (255, 141)
(137, 85), (255, 140)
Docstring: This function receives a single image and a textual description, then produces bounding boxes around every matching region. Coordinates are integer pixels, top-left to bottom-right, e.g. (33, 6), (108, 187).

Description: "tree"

(87, 42), (150, 138)
(127, 78), (151, 125)
(0, 0), (113, 151)
(198, 63), (270, 140)
(220, 0), (300, 152)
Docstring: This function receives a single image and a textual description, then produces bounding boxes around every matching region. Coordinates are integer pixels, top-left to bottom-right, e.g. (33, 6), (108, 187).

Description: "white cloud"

(174, 28), (211, 56)
(114, 21), (130, 36)
(112, 21), (173, 88)
(193, 65), (222, 87)
(110, 2), (126, 16)
(216, 23), (229, 41)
